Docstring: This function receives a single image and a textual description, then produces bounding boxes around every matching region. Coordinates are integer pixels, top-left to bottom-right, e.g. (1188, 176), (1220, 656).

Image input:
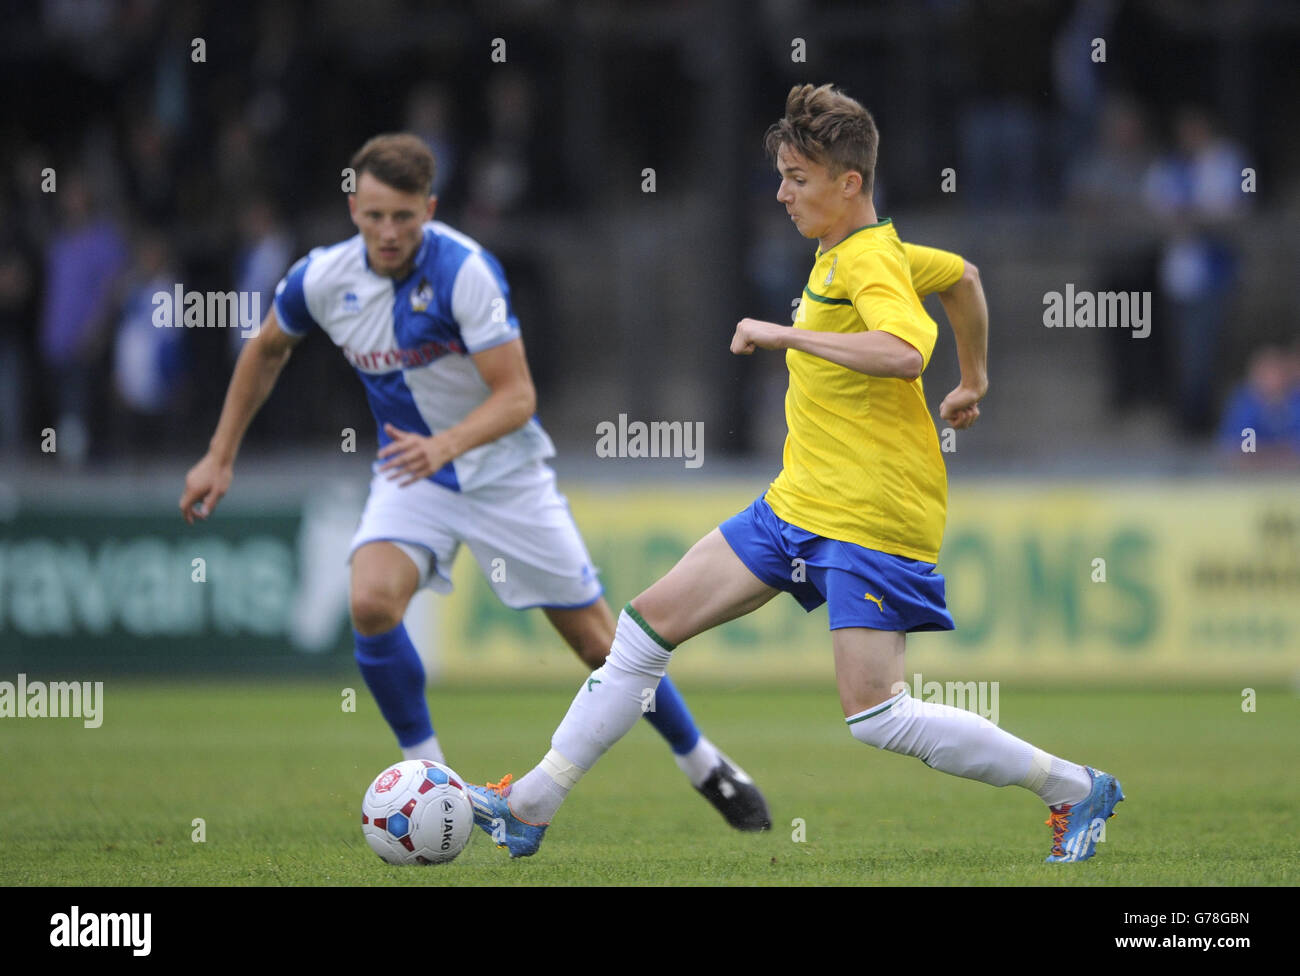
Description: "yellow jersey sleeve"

(851, 249), (939, 370)
(901, 243), (965, 297)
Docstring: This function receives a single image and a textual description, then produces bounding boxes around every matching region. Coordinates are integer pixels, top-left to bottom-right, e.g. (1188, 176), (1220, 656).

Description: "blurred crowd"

(1, 0), (1297, 468)
(1065, 97), (1253, 438)
(0, 0), (569, 466)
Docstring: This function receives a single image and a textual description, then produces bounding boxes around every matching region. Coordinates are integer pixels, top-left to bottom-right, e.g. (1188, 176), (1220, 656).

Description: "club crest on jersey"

(410, 277), (434, 312)
(824, 254), (837, 286)
(340, 291), (360, 315)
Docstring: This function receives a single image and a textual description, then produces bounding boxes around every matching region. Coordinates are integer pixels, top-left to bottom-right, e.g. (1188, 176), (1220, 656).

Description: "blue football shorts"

(718, 495), (954, 633)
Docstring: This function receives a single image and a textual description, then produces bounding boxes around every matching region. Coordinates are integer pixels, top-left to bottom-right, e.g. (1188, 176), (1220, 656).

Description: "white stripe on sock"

(540, 749), (586, 790)
(1020, 748), (1052, 793)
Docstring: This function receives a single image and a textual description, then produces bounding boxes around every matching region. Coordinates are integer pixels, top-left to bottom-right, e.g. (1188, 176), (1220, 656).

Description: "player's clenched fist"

(939, 383), (985, 430)
(731, 318), (788, 355)
(179, 454), (233, 524)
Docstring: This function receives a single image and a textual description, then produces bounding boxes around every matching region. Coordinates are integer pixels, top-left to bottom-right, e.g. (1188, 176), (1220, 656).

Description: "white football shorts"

(348, 459), (603, 610)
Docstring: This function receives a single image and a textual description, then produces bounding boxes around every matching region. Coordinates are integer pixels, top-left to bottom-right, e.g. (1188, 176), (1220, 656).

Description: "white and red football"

(361, 760), (474, 865)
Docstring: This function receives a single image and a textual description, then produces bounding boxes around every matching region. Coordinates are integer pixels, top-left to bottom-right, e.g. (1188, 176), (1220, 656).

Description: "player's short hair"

(350, 133), (436, 197)
(763, 84), (878, 194)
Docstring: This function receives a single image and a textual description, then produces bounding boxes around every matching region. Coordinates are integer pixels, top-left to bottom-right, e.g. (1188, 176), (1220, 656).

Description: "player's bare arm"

(179, 306), (302, 523)
(730, 316), (922, 380)
(377, 336), (537, 486)
(935, 260), (989, 430)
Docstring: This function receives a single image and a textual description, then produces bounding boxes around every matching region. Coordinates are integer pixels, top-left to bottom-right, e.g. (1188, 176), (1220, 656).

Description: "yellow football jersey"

(764, 221), (964, 562)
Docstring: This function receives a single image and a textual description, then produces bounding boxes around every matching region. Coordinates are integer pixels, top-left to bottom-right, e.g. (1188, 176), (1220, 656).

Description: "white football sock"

(847, 689), (1091, 804)
(673, 735), (723, 787)
(1036, 754), (1094, 808)
(506, 749), (582, 826)
(509, 607), (674, 823)
(401, 734), (444, 764)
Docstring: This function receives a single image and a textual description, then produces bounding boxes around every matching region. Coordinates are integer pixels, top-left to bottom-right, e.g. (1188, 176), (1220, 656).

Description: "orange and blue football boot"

(1044, 766), (1124, 863)
(465, 774), (548, 858)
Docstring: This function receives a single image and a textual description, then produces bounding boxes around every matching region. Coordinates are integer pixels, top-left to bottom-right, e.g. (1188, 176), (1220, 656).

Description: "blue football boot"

(465, 774), (548, 858)
(1044, 766), (1124, 863)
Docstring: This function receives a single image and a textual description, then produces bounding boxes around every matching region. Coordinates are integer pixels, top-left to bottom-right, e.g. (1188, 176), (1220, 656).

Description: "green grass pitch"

(2, 680), (1296, 886)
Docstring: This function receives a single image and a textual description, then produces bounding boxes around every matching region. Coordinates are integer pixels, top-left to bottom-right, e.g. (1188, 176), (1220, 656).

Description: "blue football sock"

(353, 624), (433, 748)
(642, 674), (701, 755)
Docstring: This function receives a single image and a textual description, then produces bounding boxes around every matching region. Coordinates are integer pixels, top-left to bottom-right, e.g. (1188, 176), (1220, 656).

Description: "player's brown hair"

(763, 84), (878, 194)
(350, 133), (436, 196)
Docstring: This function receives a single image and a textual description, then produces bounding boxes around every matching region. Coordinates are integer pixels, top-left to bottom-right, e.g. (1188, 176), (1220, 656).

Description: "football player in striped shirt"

(179, 133), (770, 832)
(468, 85), (1123, 863)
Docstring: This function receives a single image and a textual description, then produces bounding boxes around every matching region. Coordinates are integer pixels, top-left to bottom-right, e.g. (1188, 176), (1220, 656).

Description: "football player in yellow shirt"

(467, 84), (1123, 864)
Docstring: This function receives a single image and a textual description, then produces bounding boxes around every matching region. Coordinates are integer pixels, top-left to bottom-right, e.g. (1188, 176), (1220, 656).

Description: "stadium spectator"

(39, 173), (129, 466)
(1065, 93), (1155, 214)
(1067, 94), (1165, 417)
(110, 228), (188, 453)
(1217, 344), (1300, 468)
(228, 197), (294, 361)
(1143, 105), (1250, 436)
(405, 83), (459, 200)
(1051, 0), (1122, 186)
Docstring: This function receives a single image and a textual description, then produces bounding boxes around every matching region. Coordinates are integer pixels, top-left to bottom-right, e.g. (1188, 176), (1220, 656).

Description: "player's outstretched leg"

(351, 542), (443, 763)
(544, 600), (771, 831)
(835, 627), (1123, 862)
(467, 605), (674, 857)
(470, 530), (779, 857)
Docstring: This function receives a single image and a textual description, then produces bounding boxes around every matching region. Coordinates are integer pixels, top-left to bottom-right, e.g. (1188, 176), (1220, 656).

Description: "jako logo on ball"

(438, 796), (462, 851)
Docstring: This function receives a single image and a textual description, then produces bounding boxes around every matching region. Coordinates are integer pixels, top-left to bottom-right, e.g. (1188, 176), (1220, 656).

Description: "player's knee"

(350, 586), (406, 636)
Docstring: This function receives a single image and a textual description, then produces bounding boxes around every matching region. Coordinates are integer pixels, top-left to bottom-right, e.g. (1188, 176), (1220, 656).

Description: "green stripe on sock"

(623, 603), (676, 652)
(845, 696), (899, 724)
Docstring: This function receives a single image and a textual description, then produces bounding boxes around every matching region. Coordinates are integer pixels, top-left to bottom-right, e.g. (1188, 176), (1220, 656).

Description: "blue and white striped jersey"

(274, 221), (554, 492)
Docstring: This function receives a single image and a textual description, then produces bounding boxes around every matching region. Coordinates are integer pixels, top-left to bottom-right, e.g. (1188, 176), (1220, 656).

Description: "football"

(361, 760), (474, 865)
